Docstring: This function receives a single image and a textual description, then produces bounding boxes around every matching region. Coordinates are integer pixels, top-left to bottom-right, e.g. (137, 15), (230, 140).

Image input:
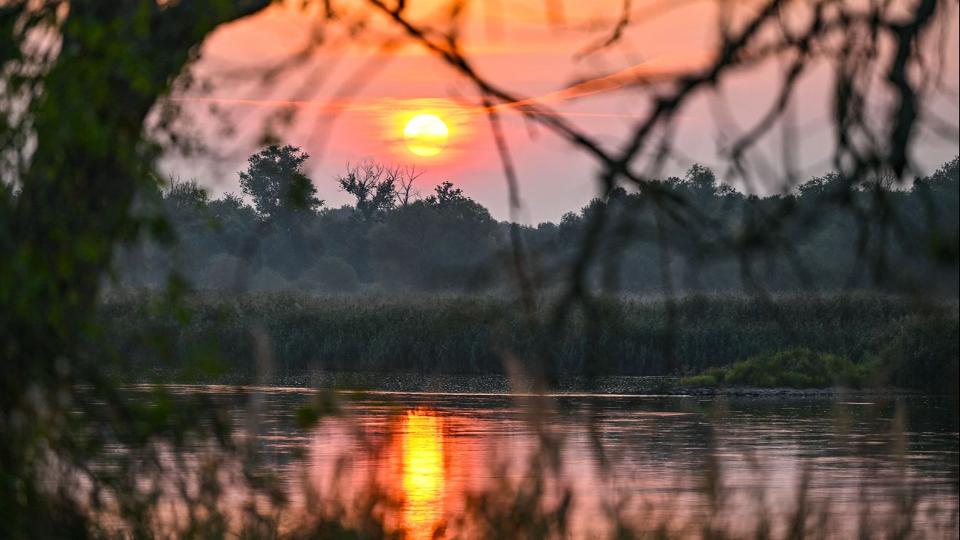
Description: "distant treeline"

(112, 147), (959, 295)
(98, 292), (958, 393)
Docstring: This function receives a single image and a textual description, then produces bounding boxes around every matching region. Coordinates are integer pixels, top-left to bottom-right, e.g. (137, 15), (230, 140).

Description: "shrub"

(680, 367), (727, 387)
(249, 268), (291, 292)
(300, 256), (359, 292)
(683, 348), (877, 389)
(879, 314), (960, 395)
(680, 374), (719, 388)
(196, 253), (240, 289)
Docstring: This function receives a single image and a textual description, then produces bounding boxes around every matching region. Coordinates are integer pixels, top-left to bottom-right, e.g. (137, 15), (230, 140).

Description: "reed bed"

(96, 291), (957, 393)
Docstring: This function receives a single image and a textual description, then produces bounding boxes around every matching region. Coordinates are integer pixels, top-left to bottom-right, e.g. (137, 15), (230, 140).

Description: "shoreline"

(125, 370), (929, 398)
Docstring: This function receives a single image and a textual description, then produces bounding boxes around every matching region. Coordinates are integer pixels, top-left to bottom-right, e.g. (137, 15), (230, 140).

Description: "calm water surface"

(139, 386), (959, 537)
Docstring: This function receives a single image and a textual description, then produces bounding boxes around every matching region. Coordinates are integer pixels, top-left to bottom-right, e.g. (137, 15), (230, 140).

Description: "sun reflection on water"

(400, 410), (445, 539)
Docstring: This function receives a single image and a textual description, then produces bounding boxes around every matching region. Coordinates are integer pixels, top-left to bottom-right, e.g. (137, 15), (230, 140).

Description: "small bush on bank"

(680, 367), (728, 388)
(682, 348), (879, 389)
(679, 374), (719, 388)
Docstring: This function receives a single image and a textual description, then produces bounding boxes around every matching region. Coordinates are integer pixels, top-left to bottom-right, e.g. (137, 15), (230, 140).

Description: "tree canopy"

(112, 153), (959, 296)
(239, 144), (322, 225)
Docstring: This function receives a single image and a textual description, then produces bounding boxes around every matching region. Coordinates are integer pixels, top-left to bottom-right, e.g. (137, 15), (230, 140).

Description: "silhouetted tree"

(239, 145), (322, 228)
(394, 165), (424, 207)
(369, 181), (499, 289)
(336, 161), (397, 220)
(426, 181), (493, 224)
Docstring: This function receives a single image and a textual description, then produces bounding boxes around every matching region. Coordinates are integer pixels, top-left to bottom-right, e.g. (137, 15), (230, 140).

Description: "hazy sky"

(163, 0), (960, 223)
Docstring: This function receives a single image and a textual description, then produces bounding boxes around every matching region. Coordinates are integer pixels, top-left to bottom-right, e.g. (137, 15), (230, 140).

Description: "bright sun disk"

(403, 113), (449, 157)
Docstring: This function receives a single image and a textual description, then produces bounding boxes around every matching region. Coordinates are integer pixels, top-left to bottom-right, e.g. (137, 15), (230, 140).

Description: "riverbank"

(126, 371), (937, 400)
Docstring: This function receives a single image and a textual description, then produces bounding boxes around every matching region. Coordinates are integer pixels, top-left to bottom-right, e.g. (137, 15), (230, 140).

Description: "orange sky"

(163, 0), (960, 223)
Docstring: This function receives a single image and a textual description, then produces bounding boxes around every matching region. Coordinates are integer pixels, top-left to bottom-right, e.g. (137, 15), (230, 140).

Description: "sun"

(403, 113), (449, 157)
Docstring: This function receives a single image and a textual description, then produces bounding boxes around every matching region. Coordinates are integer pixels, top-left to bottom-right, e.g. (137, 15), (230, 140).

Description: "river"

(123, 385), (958, 538)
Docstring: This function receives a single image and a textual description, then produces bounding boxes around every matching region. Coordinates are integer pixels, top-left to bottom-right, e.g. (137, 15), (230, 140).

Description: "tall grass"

(96, 291), (958, 392)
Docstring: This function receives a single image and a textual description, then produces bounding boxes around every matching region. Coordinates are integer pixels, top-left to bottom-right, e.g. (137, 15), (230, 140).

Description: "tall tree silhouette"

(239, 145), (322, 229)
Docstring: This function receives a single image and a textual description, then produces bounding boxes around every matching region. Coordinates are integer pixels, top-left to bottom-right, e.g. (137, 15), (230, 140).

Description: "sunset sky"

(165, 0), (960, 223)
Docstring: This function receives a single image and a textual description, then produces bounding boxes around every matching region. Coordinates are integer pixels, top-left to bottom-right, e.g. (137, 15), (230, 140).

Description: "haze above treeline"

(109, 146), (959, 296)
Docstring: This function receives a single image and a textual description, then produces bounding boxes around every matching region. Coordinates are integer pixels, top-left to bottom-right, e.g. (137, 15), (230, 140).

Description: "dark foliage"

(239, 144), (322, 226)
(99, 292), (958, 393)
(681, 348), (878, 389)
(114, 156), (959, 297)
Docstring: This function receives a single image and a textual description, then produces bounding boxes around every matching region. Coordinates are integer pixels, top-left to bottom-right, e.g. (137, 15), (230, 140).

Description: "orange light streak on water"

(399, 410), (446, 539)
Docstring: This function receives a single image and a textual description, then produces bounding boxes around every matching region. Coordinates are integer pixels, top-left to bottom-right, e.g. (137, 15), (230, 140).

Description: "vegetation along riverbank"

(97, 291), (958, 394)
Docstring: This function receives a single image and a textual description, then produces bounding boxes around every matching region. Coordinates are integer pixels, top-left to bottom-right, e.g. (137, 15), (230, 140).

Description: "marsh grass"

(97, 291), (958, 393)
